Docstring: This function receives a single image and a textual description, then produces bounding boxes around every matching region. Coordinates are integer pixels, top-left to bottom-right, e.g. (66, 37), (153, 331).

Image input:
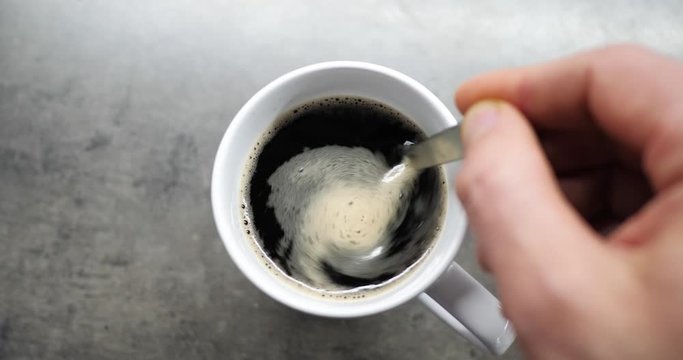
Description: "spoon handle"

(405, 124), (464, 170)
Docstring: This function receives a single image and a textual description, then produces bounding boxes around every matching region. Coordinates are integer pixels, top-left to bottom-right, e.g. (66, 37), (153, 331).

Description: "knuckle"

(513, 73), (534, 114)
(597, 43), (653, 60)
(591, 43), (656, 73)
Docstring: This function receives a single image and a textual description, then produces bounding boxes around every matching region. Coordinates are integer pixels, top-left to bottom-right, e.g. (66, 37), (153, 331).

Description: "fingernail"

(462, 101), (500, 147)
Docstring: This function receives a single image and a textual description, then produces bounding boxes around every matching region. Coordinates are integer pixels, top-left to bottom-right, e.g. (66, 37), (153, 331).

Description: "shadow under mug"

(211, 61), (515, 355)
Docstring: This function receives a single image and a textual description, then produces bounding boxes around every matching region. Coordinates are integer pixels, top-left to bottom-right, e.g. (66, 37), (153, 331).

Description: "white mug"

(211, 61), (515, 355)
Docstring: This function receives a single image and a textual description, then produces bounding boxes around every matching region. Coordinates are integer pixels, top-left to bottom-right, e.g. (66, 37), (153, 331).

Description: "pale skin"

(454, 45), (683, 359)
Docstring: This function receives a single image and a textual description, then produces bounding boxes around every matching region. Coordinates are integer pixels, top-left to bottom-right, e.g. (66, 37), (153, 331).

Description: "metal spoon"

(326, 124), (464, 279)
(404, 124), (464, 170)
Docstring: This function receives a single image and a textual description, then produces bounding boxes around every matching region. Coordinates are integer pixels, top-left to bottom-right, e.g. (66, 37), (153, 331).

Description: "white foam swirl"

(267, 145), (417, 288)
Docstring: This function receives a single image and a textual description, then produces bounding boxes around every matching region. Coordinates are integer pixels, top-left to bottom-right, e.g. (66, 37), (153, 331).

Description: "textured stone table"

(1, 1), (681, 359)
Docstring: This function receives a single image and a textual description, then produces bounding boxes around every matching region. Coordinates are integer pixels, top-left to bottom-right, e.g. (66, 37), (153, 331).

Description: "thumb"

(456, 101), (600, 282)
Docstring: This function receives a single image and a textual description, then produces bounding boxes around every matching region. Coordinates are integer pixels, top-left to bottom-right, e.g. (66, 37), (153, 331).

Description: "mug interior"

(211, 61), (467, 317)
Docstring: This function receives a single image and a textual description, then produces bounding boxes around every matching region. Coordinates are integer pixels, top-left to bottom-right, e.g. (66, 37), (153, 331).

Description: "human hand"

(454, 45), (683, 359)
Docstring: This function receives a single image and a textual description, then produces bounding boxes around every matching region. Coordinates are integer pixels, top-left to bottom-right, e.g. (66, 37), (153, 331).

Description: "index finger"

(456, 44), (683, 190)
(455, 44), (683, 152)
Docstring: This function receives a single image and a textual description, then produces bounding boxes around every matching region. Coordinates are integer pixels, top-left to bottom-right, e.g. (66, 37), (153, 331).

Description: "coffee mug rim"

(211, 61), (465, 317)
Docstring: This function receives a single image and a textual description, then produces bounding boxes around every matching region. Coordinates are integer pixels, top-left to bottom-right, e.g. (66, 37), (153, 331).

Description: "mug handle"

(418, 262), (516, 355)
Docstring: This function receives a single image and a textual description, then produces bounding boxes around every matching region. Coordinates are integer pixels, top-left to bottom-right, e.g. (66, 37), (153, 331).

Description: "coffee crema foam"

(239, 96), (446, 300)
(267, 146), (418, 289)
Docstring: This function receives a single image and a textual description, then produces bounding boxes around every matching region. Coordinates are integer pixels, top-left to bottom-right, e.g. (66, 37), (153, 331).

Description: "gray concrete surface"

(0, 0), (681, 359)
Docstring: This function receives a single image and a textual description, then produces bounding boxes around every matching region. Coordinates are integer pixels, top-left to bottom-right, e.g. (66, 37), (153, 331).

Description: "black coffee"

(241, 96), (445, 293)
